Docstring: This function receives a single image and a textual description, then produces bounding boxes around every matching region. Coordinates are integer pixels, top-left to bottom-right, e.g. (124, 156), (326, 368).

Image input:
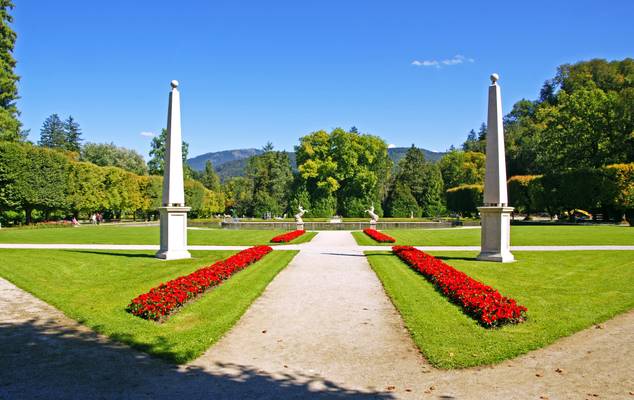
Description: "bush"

(446, 184), (483, 217)
(508, 175), (541, 218)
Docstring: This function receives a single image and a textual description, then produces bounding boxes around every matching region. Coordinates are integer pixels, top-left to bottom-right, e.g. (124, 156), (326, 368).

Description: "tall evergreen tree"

(38, 114), (66, 149)
(246, 143), (293, 217)
(0, 0), (22, 141)
(199, 160), (221, 192)
(63, 116), (82, 152)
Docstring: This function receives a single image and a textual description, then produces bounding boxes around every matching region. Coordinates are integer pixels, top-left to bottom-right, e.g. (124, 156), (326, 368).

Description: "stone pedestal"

(296, 222), (304, 231)
(156, 206), (191, 260)
(370, 220), (377, 230)
(477, 206), (514, 262)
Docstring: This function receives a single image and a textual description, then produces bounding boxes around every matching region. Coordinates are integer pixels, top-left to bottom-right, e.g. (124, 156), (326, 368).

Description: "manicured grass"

(0, 249), (298, 363)
(366, 250), (634, 368)
(353, 225), (633, 246)
(0, 225), (316, 245)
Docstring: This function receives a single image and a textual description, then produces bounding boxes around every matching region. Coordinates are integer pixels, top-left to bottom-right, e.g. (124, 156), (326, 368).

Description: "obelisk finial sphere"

(170, 80), (179, 89)
(490, 73), (499, 84)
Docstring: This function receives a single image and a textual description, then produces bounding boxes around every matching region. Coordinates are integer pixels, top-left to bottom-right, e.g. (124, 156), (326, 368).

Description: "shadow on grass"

(0, 318), (395, 399)
(63, 250), (156, 259)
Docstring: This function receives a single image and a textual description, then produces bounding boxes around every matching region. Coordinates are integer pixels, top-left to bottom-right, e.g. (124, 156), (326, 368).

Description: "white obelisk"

(477, 74), (515, 262)
(156, 80), (191, 260)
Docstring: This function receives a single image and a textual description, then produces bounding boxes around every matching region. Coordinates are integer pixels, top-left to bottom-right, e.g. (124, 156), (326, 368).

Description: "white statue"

(295, 205), (308, 224)
(365, 204), (379, 223)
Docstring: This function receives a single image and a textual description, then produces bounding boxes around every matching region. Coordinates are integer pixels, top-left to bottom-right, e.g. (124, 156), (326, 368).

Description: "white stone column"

(156, 80), (191, 260)
(477, 74), (514, 263)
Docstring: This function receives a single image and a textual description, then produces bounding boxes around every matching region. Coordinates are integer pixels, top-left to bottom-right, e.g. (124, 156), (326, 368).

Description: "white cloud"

(140, 131), (155, 138)
(412, 54), (475, 69)
(388, 143), (396, 149)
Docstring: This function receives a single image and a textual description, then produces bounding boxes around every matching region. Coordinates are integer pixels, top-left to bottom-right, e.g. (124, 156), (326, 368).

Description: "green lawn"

(0, 225), (316, 245)
(353, 225), (633, 246)
(0, 249), (298, 363)
(366, 250), (634, 368)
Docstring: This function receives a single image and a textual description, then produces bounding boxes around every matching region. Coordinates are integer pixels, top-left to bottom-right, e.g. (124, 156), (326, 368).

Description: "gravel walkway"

(1, 231), (633, 399)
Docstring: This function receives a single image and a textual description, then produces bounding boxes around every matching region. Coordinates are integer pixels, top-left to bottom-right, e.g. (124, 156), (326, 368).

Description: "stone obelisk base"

(477, 206), (514, 263)
(156, 206), (191, 260)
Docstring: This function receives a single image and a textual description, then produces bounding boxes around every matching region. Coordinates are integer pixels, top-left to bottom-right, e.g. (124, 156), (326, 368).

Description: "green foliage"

(539, 168), (607, 216)
(67, 161), (106, 216)
(0, 0), (22, 142)
(445, 184), (483, 217)
(460, 58), (634, 180)
(63, 116), (82, 152)
(385, 181), (420, 217)
(295, 128), (391, 217)
(148, 128), (191, 178)
(81, 142), (148, 175)
(387, 145), (444, 217)
(223, 177), (253, 216)
(0, 141), (232, 224)
(195, 160), (221, 191)
(604, 163), (634, 224)
(438, 150), (485, 191)
(38, 114), (66, 149)
(246, 146), (293, 217)
(507, 175), (541, 217)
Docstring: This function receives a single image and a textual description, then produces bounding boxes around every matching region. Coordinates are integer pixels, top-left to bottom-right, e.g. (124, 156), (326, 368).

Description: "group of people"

(71, 212), (103, 227)
(90, 212), (104, 225)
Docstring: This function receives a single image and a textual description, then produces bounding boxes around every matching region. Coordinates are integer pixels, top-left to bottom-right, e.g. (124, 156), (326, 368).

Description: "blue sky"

(13, 1), (634, 158)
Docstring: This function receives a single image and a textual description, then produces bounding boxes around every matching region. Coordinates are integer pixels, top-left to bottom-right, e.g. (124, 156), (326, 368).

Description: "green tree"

(438, 150), (485, 191)
(389, 145), (444, 217)
(0, 0), (22, 142)
(385, 181), (420, 217)
(246, 144), (293, 217)
(38, 114), (66, 149)
(223, 177), (253, 216)
(147, 128), (191, 177)
(198, 160), (221, 192)
(81, 142), (148, 175)
(63, 116), (82, 152)
(536, 88), (626, 171)
(295, 128), (391, 217)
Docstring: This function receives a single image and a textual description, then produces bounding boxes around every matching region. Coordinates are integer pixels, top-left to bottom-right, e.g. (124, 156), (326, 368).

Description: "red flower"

(126, 246), (273, 321)
(363, 228), (396, 243)
(392, 246), (527, 327)
(271, 230), (306, 243)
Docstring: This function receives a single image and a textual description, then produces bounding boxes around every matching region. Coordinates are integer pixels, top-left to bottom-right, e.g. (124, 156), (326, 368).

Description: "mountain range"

(187, 147), (446, 181)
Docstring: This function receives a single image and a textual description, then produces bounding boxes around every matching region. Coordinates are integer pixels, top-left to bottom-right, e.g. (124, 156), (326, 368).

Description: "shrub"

(446, 184), (483, 217)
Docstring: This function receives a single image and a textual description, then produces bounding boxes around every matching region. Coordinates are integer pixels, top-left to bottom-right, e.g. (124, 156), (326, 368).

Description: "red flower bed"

(363, 228), (396, 243)
(127, 246), (272, 321)
(271, 230), (305, 243)
(392, 246), (527, 327)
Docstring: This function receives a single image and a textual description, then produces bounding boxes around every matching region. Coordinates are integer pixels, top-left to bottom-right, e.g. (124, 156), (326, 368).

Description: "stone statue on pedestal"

(295, 206), (308, 230)
(365, 204), (379, 228)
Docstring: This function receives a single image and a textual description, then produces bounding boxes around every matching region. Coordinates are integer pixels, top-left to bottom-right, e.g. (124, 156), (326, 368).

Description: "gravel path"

(1, 231), (633, 399)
